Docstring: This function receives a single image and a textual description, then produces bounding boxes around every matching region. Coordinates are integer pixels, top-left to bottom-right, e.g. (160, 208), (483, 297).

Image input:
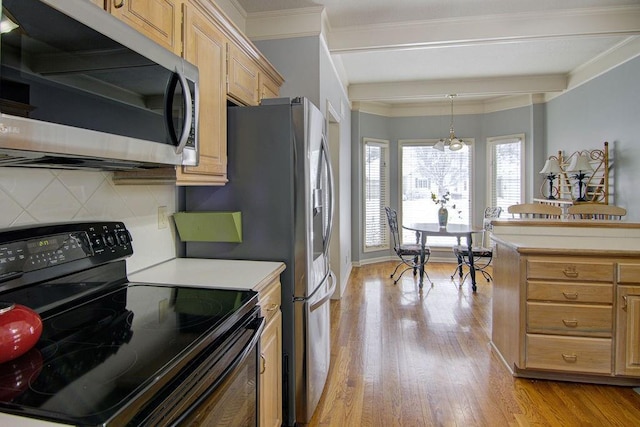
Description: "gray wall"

(482, 105), (542, 202)
(351, 112), (393, 263)
(352, 55), (640, 263)
(546, 56), (640, 219)
(255, 37), (320, 107)
(255, 35), (353, 295)
(353, 107), (533, 263)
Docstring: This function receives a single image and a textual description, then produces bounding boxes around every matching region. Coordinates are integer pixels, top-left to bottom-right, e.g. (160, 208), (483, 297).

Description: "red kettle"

(0, 302), (43, 364)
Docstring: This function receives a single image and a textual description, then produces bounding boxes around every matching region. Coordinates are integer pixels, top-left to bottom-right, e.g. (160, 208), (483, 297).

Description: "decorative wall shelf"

(539, 141), (611, 205)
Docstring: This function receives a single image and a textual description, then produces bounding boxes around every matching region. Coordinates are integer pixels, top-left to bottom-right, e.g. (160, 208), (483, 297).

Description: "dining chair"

(384, 207), (431, 285)
(507, 203), (562, 218)
(567, 203), (626, 220)
(451, 207), (502, 284)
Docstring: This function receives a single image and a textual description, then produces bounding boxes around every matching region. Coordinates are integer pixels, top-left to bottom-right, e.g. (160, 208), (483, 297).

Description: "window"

(363, 138), (389, 252)
(487, 135), (524, 214)
(400, 140), (472, 246)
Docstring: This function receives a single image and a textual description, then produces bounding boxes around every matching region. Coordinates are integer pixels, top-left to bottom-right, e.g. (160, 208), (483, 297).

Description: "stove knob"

(103, 232), (116, 247)
(90, 235), (105, 250)
(116, 230), (131, 245)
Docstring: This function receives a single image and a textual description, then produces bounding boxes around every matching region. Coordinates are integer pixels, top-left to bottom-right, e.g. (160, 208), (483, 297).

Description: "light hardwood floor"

(307, 261), (640, 426)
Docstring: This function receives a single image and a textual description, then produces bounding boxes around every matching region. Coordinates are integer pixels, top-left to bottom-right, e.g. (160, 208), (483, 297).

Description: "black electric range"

(0, 222), (260, 426)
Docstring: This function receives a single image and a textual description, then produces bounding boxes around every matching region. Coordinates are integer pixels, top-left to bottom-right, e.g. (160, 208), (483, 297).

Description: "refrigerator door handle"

(293, 269), (336, 305)
(309, 270), (336, 312)
(320, 133), (335, 257)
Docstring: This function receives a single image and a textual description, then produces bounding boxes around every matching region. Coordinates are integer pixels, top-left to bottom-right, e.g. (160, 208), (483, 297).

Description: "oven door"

(133, 308), (265, 427)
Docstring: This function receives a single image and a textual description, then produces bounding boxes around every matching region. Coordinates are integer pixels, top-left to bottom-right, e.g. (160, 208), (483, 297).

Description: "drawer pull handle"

(562, 319), (578, 327)
(114, 0), (125, 8)
(562, 354), (578, 363)
(562, 292), (579, 300)
(562, 268), (579, 278)
(265, 303), (279, 312)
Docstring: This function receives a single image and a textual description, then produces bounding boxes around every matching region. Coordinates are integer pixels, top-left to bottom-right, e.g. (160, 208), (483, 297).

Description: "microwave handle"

(165, 71), (193, 155)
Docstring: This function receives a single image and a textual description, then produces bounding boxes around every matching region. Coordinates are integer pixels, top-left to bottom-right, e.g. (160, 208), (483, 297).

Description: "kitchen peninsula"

(490, 219), (640, 385)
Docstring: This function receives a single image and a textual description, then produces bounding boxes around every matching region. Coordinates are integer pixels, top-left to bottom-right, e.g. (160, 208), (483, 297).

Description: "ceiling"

(235, 0), (640, 108)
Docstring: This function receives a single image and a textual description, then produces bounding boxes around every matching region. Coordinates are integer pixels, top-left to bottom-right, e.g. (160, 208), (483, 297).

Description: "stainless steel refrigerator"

(184, 97), (336, 426)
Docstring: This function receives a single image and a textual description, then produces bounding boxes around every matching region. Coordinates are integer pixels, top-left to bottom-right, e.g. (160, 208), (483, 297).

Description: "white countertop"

(129, 258), (286, 292)
(0, 258), (286, 427)
(490, 220), (640, 251)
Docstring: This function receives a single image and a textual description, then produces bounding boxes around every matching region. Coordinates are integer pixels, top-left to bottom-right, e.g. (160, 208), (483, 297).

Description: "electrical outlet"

(158, 206), (169, 229)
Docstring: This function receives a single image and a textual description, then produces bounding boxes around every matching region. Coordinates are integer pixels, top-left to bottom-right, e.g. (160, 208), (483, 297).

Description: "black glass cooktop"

(0, 281), (257, 426)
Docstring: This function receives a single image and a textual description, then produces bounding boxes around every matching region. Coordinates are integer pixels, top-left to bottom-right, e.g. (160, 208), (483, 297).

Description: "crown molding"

(244, 6), (324, 41)
(328, 6), (640, 54)
(567, 36), (640, 91)
(213, 0), (247, 31)
(544, 35), (640, 103)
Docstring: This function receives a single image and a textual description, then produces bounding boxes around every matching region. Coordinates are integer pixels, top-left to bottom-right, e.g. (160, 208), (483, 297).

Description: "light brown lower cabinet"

(260, 310), (282, 427)
(615, 281), (640, 376)
(258, 279), (283, 427)
(492, 243), (640, 384)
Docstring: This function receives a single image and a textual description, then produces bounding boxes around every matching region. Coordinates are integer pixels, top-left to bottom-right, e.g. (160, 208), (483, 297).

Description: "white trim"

(362, 137), (390, 253)
(353, 255), (458, 267)
(328, 6), (640, 53)
(546, 36), (640, 102)
(354, 94), (544, 117)
(244, 7), (324, 41)
(320, 35), (351, 107)
(486, 134), (526, 209)
(348, 75), (567, 104)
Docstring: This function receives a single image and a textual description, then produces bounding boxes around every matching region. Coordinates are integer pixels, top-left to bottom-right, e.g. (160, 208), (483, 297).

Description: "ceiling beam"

(328, 6), (640, 54)
(348, 75), (568, 102)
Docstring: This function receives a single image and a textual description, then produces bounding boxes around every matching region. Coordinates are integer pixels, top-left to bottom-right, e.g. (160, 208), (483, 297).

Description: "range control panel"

(0, 222), (133, 282)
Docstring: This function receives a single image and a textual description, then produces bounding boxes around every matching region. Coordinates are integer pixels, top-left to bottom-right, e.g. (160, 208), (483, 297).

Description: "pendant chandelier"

(434, 94), (465, 152)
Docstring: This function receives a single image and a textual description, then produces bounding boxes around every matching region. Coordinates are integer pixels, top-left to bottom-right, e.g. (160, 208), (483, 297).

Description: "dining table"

(402, 222), (483, 291)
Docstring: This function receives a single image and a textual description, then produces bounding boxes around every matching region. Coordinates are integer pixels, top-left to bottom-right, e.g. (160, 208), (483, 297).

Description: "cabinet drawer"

(618, 263), (640, 284)
(527, 260), (613, 282)
(527, 281), (612, 304)
(260, 281), (281, 324)
(526, 334), (612, 374)
(527, 302), (612, 337)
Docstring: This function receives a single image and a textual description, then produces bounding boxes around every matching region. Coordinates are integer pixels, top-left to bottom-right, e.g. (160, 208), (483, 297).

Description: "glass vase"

(438, 206), (448, 228)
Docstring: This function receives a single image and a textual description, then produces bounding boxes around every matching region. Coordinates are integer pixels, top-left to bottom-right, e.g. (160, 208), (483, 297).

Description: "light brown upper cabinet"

(111, 0), (283, 185)
(107, 0), (182, 56)
(260, 73), (281, 102)
(175, 0), (228, 184)
(227, 42), (260, 106)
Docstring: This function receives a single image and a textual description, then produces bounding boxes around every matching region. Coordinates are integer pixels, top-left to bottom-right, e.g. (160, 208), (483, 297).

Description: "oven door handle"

(234, 316), (265, 372)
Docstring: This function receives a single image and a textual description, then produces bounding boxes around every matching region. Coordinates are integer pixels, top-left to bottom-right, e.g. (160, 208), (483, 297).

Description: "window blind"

(489, 137), (523, 214)
(363, 139), (389, 252)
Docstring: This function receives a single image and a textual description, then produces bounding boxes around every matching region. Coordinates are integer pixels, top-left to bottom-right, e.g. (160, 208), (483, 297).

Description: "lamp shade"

(434, 140), (445, 151)
(449, 138), (464, 151)
(567, 154), (593, 173)
(539, 158), (562, 174)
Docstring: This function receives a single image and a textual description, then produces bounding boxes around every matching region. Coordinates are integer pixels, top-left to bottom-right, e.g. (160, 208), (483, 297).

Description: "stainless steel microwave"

(0, 0), (198, 170)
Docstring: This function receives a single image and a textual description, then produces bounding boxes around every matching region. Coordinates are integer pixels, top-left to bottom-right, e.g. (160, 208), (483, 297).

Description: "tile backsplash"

(0, 168), (178, 273)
